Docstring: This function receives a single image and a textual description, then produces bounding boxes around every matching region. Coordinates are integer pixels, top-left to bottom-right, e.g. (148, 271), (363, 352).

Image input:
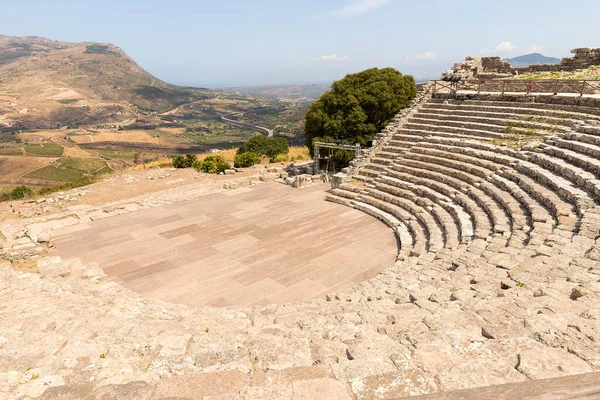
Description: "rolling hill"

(0, 35), (213, 130)
(504, 53), (561, 68)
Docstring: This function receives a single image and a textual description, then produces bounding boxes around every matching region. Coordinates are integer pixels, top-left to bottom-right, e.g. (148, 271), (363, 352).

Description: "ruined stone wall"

(514, 47), (600, 74)
(449, 56), (515, 80)
(454, 48), (600, 78)
(563, 47), (600, 67)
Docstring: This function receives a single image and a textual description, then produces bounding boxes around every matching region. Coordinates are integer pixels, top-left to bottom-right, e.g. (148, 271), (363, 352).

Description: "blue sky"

(3, 0), (599, 87)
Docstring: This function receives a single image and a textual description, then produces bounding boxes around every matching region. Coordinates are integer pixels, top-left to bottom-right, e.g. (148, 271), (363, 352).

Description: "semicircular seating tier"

(327, 96), (600, 303)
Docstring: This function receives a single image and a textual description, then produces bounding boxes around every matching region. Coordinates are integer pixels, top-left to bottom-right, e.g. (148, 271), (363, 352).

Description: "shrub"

(237, 135), (289, 161)
(234, 152), (259, 168)
(194, 156), (231, 174)
(0, 189), (10, 202)
(265, 137), (289, 161)
(304, 67), (416, 156)
(172, 153), (197, 168)
(11, 185), (33, 200)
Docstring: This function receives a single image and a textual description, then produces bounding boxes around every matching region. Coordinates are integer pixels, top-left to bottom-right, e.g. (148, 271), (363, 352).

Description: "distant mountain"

(504, 53), (561, 68)
(0, 35), (213, 129)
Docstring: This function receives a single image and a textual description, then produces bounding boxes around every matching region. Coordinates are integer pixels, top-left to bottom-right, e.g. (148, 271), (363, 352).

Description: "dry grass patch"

(129, 146), (310, 170)
(11, 259), (39, 274)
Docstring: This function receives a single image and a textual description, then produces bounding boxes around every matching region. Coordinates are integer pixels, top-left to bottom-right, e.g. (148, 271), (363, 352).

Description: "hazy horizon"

(3, 0), (599, 87)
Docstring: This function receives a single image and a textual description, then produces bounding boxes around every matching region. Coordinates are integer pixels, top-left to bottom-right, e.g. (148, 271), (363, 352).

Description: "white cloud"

(530, 44), (544, 53)
(404, 52), (437, 61)
(325, 0), (392, 18)
(480, 41), (520, 55)
(415, 51), (436, 60)
(495, 41), (519, 53)
(310, 54), (351, 61)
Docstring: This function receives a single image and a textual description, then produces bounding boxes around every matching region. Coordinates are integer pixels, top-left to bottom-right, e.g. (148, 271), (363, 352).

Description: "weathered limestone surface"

(2, 85), (600, 398)
(324, 87), (600, 397)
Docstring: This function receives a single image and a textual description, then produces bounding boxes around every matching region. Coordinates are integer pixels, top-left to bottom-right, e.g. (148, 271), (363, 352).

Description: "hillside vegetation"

(512, 65), (600, 80)
(0, 35), (213, 129)
(0, 35), (311, 198)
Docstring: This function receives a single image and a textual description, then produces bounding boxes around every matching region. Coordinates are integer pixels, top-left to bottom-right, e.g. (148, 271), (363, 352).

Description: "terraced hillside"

(1, 89), (600, 398)
(0, 35), (213, 130)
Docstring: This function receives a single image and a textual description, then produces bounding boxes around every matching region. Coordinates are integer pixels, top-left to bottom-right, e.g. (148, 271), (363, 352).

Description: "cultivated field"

(0, 155), (57, 188)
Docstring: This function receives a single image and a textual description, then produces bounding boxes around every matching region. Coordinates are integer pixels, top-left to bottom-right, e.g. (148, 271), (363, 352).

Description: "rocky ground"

(1, 122), (600, 398)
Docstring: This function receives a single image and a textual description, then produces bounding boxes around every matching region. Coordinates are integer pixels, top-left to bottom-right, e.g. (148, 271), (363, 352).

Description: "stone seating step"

(381, 146), (409, 154)
(423, 100), (600, 121)
(408, 139), (582, 217)
(388, 164), (498, 239)
(372, 182), (461, 249)
(525, 151), (600, 201)
(399, 150), (531, 243)
(325, 193), (353, 207)
(329, 188), (359, 201)
(417, 107), (580, 126)
(542, 143), (600, 178)
(378, 175), (475, 241)
(404, 122), (506, 140)
(375, 151), (399, 159)
(552, 135), (600, 158)
(389, 133), (425, 142)
(351, 174), (371, 183)
(408, 146), (501, 177)
(365, 163), (387, 171)
(563, 131), (600, 147)
(364, 188), (446, 252)
(394, 128), (494, 142)
(574, 124), (600, 136)
(386, 139), (420, 149)
(513, 159), (593, 212)
(489, 174), (553, 225)
(383, 170), (489, 240)
(360, 167), (381, 179)
(411, 112), (568, 133)
(393, 158), (512, 237)
(338, 183), (362, 193)
(436, 99), (600, 117)
(371, 155), (395, 165)
(402, 145), (552, 231)
(355, 194), (428, 256)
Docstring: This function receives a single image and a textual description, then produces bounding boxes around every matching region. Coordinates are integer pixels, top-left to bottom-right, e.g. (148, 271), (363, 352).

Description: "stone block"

(330, 173), (351, 190)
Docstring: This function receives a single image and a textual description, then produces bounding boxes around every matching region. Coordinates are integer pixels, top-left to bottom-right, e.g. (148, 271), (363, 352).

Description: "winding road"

(221, 112), (274, 137)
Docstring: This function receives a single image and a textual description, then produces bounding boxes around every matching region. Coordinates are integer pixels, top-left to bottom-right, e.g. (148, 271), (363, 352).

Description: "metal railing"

(432, 79), (600, 97)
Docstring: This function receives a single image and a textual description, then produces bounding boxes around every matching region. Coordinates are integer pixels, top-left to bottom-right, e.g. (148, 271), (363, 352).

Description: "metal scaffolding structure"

(313, 142), (362, 174)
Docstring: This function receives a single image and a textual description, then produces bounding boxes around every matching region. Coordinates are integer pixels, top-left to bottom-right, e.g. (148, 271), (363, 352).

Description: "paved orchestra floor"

(52, 183), (398, 307)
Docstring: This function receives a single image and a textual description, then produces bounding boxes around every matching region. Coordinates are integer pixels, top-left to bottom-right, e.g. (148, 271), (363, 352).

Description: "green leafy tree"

(305, 67), (416, 156)
(237, 135), (269, 155)
(264, 137), (289, 161)
(194, 156), (231, 174)
(237, 135), (289, 161)
(234, 152), (260, 168)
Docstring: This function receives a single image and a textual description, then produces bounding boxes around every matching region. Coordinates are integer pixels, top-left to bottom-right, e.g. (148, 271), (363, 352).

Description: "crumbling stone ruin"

(446, 56), (515, 80)
(562, 47), (600, 68)
(449, 48), (600, 78)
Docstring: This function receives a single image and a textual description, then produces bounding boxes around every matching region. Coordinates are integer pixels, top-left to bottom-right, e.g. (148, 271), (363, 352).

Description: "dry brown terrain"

(0, 155), (57, 188)
(0, 35), (213, 130)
